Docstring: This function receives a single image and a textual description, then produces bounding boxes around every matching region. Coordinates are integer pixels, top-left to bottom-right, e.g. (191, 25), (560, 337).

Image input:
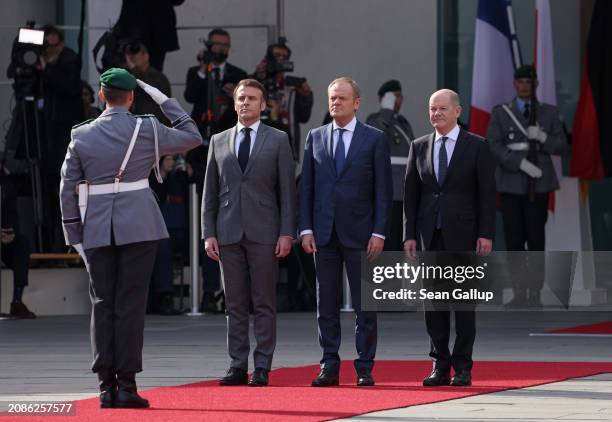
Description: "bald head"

(428, 89), (462, 135)
(430, 89), (461, 106)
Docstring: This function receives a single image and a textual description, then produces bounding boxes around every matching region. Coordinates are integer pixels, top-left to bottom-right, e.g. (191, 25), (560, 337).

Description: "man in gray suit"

(202, 79), (295, 387)
(60, 68), (201, 408)
(487, 65), (569, 306)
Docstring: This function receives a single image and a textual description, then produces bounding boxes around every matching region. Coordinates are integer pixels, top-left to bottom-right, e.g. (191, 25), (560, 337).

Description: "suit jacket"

(59, 99), (202, 250)
(298, 120), (393, 249)
(403, 128), (496, 251)
(201, 123), (296, 246)
(487, 100), (569, 194)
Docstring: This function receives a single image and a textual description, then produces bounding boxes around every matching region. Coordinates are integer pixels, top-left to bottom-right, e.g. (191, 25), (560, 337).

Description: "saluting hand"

(136, 79), (168, 105)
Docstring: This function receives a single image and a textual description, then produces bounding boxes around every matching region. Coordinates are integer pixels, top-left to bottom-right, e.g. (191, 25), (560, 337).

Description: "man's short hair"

(101, 85), (130, 105)
(233, 79), (267, 102)
(41, 24), (64, 43)
(328, 77), (361, 99)
(125, 41), (148, 55)
(208, 28), (230, 40)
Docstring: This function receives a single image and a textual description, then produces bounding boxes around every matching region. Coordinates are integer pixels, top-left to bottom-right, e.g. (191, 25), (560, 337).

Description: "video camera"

(197, 40), (228, 65)
(7, 22), (45, 98)
(263, 39), (306, 100)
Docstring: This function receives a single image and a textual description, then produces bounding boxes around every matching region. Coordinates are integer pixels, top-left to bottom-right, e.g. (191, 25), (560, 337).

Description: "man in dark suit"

(202, 79), (296, 387)
(404, 89), (496, 387)
(299, 77), (392, 387)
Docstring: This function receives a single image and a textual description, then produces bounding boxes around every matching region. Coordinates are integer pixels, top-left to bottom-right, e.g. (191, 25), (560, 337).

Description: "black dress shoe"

(450, 370), (472, 386)
(115, 373), (149, 408)
(311, 368), (339, 387)
(356, 369), (375, 386)
(219, 367), (248, 386)
(248, 368), (269, 386)
(423, 369), (451, 386)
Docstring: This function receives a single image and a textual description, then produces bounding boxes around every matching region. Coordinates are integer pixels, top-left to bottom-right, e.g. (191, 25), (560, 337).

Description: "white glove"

(136, 79), (168, 105)
(380, 92), (396, 110)
(519, 158), (543, 178)
(73, 243), (89, 269)
(527, 125), (547, 143)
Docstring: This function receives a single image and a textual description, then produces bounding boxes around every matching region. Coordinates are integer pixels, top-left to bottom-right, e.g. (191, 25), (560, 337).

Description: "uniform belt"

(506, 142), (529, 151)
(390, 156), (408, 165)
(78, 179), (149, 221)
(88, 179), (149, 195)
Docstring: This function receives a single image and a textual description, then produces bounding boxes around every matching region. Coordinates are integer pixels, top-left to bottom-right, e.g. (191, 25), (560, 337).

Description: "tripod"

(5, 85), (45, 251)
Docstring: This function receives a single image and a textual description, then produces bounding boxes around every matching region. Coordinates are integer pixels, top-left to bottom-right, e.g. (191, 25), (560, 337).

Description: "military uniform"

(366, 107), (414, 250)
(487, 96), (568, 304)
(59, 68), (201, 407)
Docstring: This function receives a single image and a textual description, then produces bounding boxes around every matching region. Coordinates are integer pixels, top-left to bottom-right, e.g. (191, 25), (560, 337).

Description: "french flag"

(469, 0), (522, 136)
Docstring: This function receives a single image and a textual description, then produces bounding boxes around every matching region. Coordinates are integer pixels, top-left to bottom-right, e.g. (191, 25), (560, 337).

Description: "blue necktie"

(437, 136), (448, 185)
(334, 128), (346, 174)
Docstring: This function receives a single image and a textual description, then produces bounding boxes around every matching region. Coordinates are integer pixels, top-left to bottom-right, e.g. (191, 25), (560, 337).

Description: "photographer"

(184, 28), (247, 146)
(252, 41), (313, 160)
(125, 42), (171, 125)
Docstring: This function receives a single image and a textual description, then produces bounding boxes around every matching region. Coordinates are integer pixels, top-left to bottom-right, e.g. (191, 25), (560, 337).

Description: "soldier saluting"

(59, 68), (202, 408)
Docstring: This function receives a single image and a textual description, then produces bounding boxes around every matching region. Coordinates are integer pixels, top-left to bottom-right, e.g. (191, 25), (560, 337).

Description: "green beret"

(514, 65), (537, 80)
(99, 67), (137, 91)
(377, 79), (402, 97)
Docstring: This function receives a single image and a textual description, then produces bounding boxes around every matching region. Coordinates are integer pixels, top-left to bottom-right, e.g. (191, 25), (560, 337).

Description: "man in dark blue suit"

(299, 77), (392, 387)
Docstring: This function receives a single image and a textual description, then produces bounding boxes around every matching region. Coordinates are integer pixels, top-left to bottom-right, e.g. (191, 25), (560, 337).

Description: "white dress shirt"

(331, 116), (357, 158)
(235, 120), (261, 157)
(433, 124), (460, 181)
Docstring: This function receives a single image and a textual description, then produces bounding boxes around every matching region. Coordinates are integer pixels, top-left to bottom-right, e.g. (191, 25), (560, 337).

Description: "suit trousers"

(219, 238), (278, 370)
(384, 201), (405, 251)
(425, 229), (476, 373)
(85, 238), (159, 374)
(315, 231), (377, 372)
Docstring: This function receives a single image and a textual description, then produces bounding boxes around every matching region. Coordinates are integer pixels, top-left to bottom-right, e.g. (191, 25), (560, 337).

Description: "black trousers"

(384, 201), (405, 251)
(501, 192), (548, 290)
(85, 239), (158, 374)
(1, 234), (30, 291)
(425, 229), (476, 373)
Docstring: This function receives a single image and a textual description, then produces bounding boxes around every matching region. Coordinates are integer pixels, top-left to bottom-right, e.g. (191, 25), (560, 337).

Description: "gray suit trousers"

(219, 238), (278, 370)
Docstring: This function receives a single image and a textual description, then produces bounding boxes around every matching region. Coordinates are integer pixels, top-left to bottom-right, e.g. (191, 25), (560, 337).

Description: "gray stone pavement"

(1, 311), (611, 420)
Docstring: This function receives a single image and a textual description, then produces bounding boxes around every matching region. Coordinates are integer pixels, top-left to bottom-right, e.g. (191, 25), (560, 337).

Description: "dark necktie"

(437, 136), (448, 185)
(238, 127), (251, 172)
(212, 67), (221, 85)
(523, 103), (530, 120)
(436, 136), (448, 229)
(334, 128), (346, 174)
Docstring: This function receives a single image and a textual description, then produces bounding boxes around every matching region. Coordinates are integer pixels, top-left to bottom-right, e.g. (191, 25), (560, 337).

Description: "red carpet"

(4, 360), (612, 422)
(544, 321), (612, 335)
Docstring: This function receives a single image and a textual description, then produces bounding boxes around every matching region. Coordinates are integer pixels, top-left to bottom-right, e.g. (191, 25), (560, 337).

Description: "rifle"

(526, 66), (538, 202)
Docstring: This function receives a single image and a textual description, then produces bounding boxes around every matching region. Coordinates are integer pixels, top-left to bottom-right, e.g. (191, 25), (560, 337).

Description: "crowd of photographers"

(3, 17), (415, 316)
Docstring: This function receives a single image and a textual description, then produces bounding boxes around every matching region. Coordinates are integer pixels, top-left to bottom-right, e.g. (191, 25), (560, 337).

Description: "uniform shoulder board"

(134, 114), (156, 119)
(72, 118), (95, 129)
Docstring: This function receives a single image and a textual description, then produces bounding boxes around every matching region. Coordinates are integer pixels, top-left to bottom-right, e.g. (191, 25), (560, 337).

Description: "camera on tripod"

(8, 22), (45, 99)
